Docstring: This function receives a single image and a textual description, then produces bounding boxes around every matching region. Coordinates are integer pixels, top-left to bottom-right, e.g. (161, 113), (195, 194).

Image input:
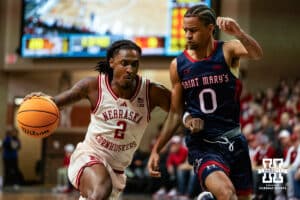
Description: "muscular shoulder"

(223, 40), (246, 70)
(170, 58), (177, 69)
(53, 75), (99, 108)
(75, 76), (98, 90)
(70, 76), (99, 101)
(149, 82), (171, 112)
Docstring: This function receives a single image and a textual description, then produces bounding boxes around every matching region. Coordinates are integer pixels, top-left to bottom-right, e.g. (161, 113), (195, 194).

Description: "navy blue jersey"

(177, 41), (242, 139)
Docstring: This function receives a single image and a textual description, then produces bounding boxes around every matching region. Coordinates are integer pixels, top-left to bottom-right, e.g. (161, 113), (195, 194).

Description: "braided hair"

(95, 40), (142, 79)
(184, 4), (216, 27)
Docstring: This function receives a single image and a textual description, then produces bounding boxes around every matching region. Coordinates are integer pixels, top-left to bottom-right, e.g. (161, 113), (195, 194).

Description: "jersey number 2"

(114, 121), (127, 139)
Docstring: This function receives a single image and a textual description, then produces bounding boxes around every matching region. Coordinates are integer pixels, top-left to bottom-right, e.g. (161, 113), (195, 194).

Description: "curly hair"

(95, 40), (142, 79)
(184, 4), (216, 26)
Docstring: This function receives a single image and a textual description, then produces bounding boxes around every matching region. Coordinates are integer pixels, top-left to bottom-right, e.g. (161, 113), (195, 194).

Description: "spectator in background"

(242, 123), (258, 164)
(285, 124), (300, 199)
(252, 134), (276, 200)
(260, 114), (275, 136)
(166, 135), (188, 199)
(2, 128), (22, 188)
(262, 88), (278, 119)
(53, 143), (74, 193)
(276, 96), (292, 126)
(127, 149), (148, 179)
(275, 113), (293, 157)
(253, 134), (276, 167)
(278, 129), (292, 159)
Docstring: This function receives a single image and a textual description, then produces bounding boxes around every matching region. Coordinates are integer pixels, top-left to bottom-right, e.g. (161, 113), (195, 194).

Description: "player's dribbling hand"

(185, 117), (204, 134)
(147, 152), (161, 178)
(216, 17), (243, 37)
(23, 92), (53, 101)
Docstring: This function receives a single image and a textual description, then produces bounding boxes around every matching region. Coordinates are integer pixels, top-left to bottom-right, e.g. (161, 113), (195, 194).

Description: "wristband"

(182, 112), (191, 124)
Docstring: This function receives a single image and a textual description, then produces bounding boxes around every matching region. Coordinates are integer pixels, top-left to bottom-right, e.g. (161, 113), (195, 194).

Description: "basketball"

(16, 96), (60, 138)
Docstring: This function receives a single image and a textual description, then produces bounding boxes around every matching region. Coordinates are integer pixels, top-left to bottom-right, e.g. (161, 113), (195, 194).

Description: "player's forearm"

(152, 111), (181, 153)
(53, 92), (77, 109)
(236, 30), (263, 60)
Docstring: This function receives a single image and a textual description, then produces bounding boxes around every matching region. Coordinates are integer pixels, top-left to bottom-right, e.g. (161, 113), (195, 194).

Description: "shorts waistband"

(221, 127), (241, 139)
(202, 127), (241, 152)
(203, 127), (241, 141)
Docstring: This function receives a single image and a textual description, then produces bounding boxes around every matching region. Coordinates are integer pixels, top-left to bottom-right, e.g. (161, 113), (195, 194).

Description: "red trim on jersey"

(105, 74), (118, 100)
(234, 79), (243, 102)
(184, 40), (218, 63)
(236, 188), (253, 196)
(92, 75), (102, 113)
(105, 74), (141, 101)
(75, 159), (124, 189)
(197, 160), (230, 181)
(130, 76), (142, 102)
(75, 160), (102, 189)
(146, 79), (151, 122)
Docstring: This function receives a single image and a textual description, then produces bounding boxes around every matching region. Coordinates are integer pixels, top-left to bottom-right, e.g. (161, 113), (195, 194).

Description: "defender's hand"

(147, 152), (161, 178)
(216, 17), (243, 37)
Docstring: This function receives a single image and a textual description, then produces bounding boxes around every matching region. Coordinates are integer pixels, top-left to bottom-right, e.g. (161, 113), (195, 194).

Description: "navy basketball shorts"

(188, 134), (253, 196)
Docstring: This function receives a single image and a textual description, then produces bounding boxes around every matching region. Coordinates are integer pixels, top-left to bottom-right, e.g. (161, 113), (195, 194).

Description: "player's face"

(183, 17), (213, 49)
(110, 49), (140, 89)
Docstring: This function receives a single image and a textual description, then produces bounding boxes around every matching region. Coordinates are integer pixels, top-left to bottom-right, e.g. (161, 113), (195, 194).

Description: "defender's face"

(110, 49), (140, 89)
(183, 17), (213, 49)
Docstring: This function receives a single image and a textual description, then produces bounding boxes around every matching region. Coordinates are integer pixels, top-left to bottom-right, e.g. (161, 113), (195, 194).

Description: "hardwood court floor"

(0, 186), (152, 200)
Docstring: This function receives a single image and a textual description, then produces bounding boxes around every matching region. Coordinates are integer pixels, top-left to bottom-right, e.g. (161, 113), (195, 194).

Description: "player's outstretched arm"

(24, 77), (97, 110)
(217, 16), (263, 60)
(53, 77), (96, 109)
(148, 59), (183, 177)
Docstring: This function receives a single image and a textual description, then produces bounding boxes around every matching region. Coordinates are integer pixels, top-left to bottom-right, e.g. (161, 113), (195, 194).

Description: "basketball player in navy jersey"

(25, 40), (171, 200)
(148, 4), (263, 200)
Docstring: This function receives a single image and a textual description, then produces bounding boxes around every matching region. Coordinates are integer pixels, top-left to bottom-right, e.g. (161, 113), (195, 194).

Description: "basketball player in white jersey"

(26, 40), (171, 200)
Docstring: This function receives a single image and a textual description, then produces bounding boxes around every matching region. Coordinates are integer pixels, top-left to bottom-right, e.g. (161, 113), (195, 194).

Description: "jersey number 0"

(199, 88), (217, 114)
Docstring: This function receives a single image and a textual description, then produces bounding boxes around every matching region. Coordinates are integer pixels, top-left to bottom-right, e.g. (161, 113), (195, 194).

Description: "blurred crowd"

(124, 132), (199, 200)
(241, 78), (300, 200)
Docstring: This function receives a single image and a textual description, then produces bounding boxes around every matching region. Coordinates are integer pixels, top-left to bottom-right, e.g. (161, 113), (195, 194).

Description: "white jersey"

(84, 73), (151, 171)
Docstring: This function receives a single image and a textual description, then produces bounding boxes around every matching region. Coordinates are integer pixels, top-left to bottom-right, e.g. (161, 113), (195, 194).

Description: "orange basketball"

(16, 96), (60, 138)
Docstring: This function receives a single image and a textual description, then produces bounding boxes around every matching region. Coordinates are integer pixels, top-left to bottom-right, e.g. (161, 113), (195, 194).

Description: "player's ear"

(208, 24), (215, 34)
(109, 58), (114, 69)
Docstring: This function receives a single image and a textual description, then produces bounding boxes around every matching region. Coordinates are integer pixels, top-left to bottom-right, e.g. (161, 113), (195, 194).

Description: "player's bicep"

(230, 39), (248, 58)
(224, 40), (247, 69)
(53, 78), (91, 108)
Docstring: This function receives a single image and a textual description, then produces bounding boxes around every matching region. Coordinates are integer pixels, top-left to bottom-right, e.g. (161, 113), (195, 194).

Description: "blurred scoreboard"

(167, 0), (211, 55)
(21, 0), (211, 58)
(22, 35), (167, 57)
(22, 35), (113, 57)
(169, 7), (187, 54)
